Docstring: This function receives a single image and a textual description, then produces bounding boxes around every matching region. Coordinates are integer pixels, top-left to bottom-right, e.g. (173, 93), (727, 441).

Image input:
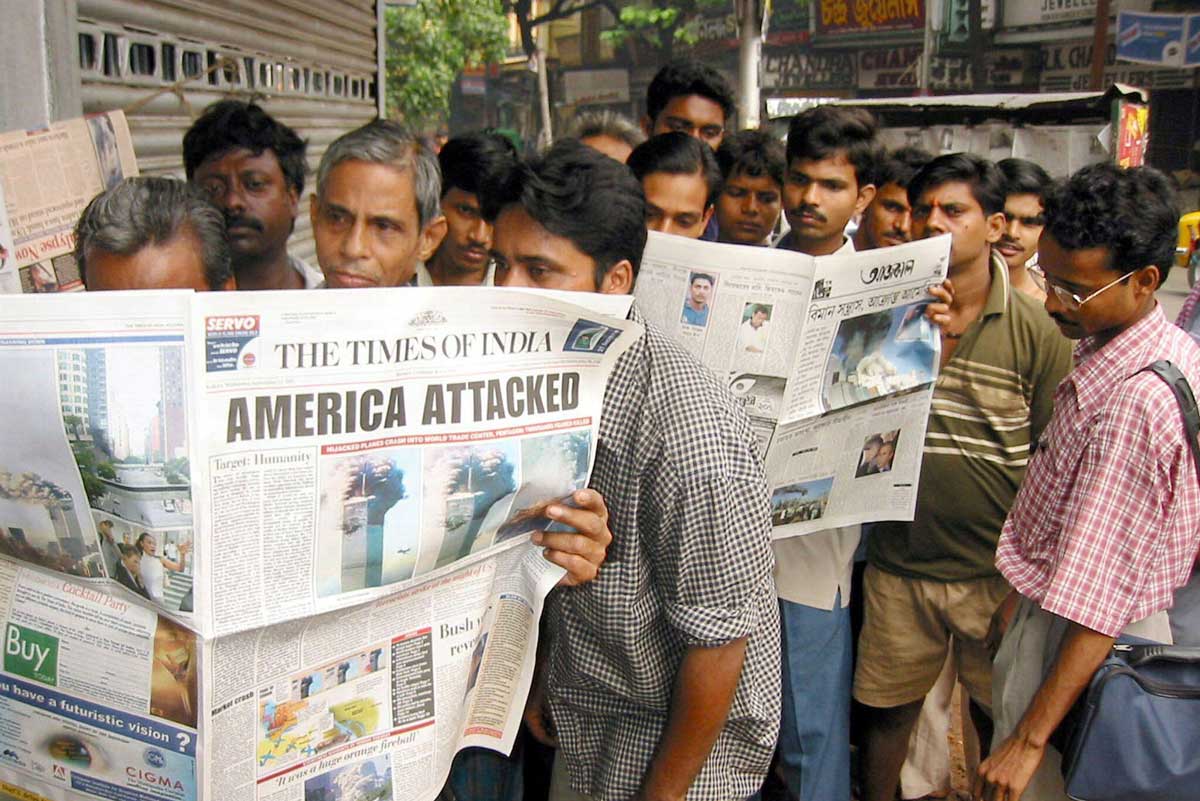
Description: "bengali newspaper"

(0, 287), (641, 801)
(635, 231), (951, 537)
(0, 112), (138, 295)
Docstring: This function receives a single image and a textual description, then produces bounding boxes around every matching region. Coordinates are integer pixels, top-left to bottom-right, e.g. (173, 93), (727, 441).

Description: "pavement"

(1160, 260), (1192, 323)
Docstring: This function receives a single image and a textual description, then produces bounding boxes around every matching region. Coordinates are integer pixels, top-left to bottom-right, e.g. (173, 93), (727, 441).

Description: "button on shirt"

(996, 305), (1200, 637)
(546, 305), (781, 801)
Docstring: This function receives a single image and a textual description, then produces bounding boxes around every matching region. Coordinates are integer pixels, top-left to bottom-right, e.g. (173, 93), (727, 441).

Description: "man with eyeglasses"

(856, 154), (1071, 801)
(981, 163), (1200, 801)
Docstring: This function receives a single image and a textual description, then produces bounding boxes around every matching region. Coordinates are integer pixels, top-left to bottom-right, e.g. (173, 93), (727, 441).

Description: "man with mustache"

(715, 130), (785, 247)
(770, 104), (882, 801)
(996, 158), (1053, 301)
(982, 163), (1200, 801)
(429, 131), (519, 286)
(853, 147), (932, 252)
(777, 106), (878, 256)
(857, 154), (1071, 801)
(183, 101), (321, 290)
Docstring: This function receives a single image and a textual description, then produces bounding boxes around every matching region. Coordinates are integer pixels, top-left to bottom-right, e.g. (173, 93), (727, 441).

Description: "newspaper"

(0, 112), (138, 295)
(635, 232), (951, 537)
(0, 287), (641, 801)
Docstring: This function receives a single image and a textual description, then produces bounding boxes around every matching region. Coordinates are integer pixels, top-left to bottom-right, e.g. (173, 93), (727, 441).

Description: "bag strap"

(1136, 360), (1200, 481)
(1123, 644), (1200, 667)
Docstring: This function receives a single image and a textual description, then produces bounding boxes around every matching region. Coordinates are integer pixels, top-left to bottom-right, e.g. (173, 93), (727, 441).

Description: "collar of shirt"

(1065, 303), (1168, 415)
(979, 251), (1011, 320)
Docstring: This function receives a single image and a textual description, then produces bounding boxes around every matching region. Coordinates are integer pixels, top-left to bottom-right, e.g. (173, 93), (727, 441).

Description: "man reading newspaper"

(488, 139), (780, 801)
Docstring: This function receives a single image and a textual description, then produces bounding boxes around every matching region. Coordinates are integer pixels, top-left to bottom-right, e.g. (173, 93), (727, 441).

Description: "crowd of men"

(67, 57), (1200, 801)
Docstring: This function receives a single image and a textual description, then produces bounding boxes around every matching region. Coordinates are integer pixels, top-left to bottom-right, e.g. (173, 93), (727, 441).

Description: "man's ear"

(640, 115), (654, 138)
(287, 184), (300, 218)
(417, 215), (449, 262)
(984, 211), (1006, 244)
(220, 274), (237, 291)
(853, 183), (877, 216)
(701, 204), (715, 230)
(1136, 264), (1162, 294)
(599, 260), (634, 295)
(309, 193), (319, 230)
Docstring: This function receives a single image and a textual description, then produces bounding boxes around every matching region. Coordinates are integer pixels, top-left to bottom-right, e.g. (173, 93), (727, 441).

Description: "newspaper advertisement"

(189, 287), (639, 639)
(0, 559), (199, 801)
(0, 112), (138, 295)
(0, 292), (198, 625)
(635, 232), (950, 536)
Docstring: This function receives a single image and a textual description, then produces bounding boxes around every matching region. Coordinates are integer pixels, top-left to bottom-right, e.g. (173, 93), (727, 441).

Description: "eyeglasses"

(1028, 264), (1138, 311)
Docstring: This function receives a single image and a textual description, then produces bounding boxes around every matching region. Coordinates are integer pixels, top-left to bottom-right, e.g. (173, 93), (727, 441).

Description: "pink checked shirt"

(995, 305), (1200, 637)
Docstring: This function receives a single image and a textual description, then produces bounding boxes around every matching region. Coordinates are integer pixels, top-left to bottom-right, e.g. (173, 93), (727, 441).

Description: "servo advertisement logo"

(205, 315), (260, 372)
(4, 624), (58, 686)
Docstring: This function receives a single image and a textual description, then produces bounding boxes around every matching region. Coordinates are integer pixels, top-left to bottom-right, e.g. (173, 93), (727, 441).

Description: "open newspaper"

(0, 112), (138, 295)
(0, 287), (640, 801)
(635, 232), (951, 537)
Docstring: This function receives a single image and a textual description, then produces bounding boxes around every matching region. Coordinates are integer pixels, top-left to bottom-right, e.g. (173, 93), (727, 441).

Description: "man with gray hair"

(562, 109), (646, 164)
(75, 176), (234, 291)
(311, 119), (447, 289)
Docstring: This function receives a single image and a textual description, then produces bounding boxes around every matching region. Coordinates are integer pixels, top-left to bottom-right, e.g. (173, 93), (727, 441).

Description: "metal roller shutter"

(76, 0), (380, 265)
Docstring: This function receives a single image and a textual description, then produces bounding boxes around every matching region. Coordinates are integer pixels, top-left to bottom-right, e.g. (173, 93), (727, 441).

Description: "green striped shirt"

(868, 255), (1072, 582)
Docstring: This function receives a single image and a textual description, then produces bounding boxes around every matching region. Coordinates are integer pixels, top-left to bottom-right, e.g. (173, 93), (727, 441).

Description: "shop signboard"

(815, 0), (923, 36)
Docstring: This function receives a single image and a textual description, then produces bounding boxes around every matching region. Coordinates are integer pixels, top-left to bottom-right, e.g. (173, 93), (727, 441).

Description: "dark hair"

(874, 146), (933, 189)
(75, 177), (232, 290)
(997, 158), (1053, 201)
(627, 132), (722, 207)
(716, 130), (785, 189)
(907, 153), (1006, 216)
(864, 434), (884, 448)
(487, 139), (647, 284)
(437, 131), (519, 202)
(786, 105), (879, 187)
(690, 272), (714, 285)
(1043, 162), (1179, 283)
(183, 101), (307, 194)
(646, 60), (735, 123)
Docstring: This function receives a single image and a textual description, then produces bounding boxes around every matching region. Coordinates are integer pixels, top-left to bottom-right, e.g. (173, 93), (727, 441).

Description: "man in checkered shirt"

(979, 163), (1200, 801)
(487, 139), (781, 801)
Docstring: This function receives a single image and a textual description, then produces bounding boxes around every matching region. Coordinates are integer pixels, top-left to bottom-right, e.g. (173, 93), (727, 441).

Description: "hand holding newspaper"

(0, 287), (641, 801)
(635, 231), (951, 538)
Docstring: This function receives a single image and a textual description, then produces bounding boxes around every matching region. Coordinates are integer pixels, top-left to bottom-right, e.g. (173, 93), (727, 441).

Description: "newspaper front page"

(635, 232), (950, 537)
(0, 287), (641, 801)
(188, 288), (638, 638)
(0, 112), (138, 295)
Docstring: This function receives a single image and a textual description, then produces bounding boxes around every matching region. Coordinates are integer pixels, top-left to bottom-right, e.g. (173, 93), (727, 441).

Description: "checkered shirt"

(545, 304), (781, 801)
(1176, 279), (1200, 339)
(995, 305), (1200, 637)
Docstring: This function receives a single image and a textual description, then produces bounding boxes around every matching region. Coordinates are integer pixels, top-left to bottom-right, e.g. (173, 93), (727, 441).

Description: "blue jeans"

(777, 595), (852, 801)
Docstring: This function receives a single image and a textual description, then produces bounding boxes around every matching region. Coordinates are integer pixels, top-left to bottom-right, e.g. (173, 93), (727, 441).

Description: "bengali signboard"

(816, 0), (924, 36)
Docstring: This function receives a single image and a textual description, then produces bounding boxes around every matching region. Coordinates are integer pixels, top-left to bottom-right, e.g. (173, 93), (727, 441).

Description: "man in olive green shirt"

(855, 154), (1071, 801)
